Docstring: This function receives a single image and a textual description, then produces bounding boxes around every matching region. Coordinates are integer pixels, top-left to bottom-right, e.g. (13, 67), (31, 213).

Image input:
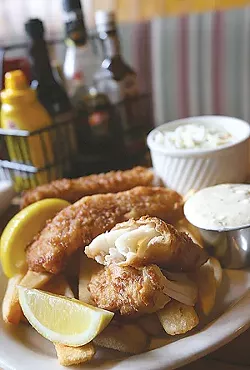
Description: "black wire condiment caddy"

(0, 40), (154, 192)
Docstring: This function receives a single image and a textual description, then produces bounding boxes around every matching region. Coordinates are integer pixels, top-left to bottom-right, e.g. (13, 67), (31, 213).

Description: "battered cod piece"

(88, 264), (171, 316)
(26, 187), (183, 274)
(85, 217), (208, 272)
(21, 167), (155, 208)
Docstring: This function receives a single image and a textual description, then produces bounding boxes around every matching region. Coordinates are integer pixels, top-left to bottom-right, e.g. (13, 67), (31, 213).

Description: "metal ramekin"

(195, 224), (250, 269)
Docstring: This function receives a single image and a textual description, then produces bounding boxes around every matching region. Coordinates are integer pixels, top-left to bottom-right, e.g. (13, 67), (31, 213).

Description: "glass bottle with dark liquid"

(94, 11), (152, 167)
(94, 10), (139, 105)
(72, 86), (125, 175)
(25, 19), (76, 176)
(61, 6), (124, 175)
(25, 19), (74, 124)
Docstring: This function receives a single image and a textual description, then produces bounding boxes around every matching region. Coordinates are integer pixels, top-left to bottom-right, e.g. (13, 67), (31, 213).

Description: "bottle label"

(63, 9), (87, 45)
(95, 73), (139, 104)
(88, 111), (110, 136)
(120, 74), (139, 99)
(68, 71), (86, 97)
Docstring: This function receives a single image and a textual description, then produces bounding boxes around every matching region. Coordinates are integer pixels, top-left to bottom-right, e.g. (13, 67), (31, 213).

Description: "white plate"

(1, 266), (250, 370)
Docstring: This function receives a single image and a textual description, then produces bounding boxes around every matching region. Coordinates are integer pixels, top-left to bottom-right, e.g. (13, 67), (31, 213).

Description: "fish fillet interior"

(85, 216), (208, 271)
(85, 221), (161, 266)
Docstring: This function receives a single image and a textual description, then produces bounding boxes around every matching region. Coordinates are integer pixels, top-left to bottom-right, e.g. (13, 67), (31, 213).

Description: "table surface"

(0, 204), (250, 370)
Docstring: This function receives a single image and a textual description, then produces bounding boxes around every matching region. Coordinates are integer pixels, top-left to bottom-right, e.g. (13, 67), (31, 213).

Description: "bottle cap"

(95, 10), (116, 33)
(62, 0), (87, 45)
(5, 70), (28, 91)
(1, 69), (36, 103)
(25, 18), (44, 39)
(62, 0), (82, 12)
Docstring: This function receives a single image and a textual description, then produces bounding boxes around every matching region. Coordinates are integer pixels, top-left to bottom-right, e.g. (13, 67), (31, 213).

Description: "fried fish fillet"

(88, 264), (171, 316)
(85, 216), (208, 272)
(26, 187), (183, 274)
(21, 167), (155, 208)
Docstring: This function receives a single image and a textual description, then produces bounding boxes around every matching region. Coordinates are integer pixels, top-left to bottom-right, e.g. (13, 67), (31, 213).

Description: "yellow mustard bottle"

(0, 70), (56, 190)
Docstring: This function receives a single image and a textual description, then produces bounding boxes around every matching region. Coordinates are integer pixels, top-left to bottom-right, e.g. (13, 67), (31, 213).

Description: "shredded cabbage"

(154, 123), (233, 150)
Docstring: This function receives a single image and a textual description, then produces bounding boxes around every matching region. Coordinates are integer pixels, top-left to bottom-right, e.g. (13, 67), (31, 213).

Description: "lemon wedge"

(18, 287), (114, 346)
(0, 198), (70, 278)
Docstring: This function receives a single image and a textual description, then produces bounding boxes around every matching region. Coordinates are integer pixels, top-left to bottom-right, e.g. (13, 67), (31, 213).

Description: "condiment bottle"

(94, 11), (151, 168)
(0, 70), (55, 189)
(62, 0), (100, 97)
(94, 10), (139, 105)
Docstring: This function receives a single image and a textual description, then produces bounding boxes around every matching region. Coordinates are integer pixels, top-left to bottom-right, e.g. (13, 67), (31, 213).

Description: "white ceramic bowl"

(147, 116), (250, 195)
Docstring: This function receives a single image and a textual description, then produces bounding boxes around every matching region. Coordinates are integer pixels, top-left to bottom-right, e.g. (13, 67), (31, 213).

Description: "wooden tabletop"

(0, 204), (250, 370)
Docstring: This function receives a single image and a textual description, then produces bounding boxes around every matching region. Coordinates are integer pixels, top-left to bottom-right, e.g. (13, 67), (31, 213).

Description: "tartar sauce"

(184, 184), (250, 230)
(154, 123), (233, 150)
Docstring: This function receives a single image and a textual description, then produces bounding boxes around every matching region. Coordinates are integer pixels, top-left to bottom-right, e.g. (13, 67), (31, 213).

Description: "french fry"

(42, 275), (74, 298)
(196, 260), (217, 315)
(138, 314), (164, 336)
(157, 300), (199, 335)
(79, 252), (102, 304)
(209, 257), (223, 288)
(20, 270), (52, 289)
(175, 218), (203, 247)
(2, 270), (52, 325)
(2, 274), (25, 324)
(54, 343), (95, 366)
(94, 322), (148, 354)
(64, 250), (81, 298)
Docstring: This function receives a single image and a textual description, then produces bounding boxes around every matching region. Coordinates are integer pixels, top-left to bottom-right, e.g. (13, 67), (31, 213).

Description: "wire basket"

(0, 118), (76, 192)
(0, 35), (155, 191)
(0, 93), (153, 190)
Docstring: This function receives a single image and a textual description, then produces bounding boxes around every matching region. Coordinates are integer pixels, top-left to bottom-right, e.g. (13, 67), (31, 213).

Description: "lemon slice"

(18, 287), (114, 346)
(1, 198), (70, 278)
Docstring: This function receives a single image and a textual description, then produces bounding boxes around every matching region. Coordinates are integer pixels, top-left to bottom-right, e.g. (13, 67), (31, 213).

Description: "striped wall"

(120, 6), (250, 126)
